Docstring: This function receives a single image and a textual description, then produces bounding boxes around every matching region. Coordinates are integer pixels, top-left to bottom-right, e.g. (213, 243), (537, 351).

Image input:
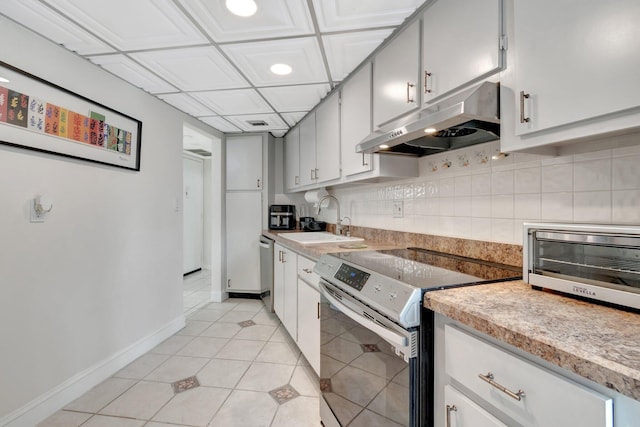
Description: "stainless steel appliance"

(356, 82), (499, 157)
(314, 248), (520, 427)
(524, 223), (640, 310)
(259, 235), (274, 312)
(269, 205), (296, 230)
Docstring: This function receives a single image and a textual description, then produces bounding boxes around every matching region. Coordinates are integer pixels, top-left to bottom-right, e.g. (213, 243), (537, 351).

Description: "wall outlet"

(393, 201), (404, 218)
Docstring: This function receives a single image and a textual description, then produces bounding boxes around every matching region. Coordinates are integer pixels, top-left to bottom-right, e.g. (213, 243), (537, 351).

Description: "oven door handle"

(320, 282), (408, 349)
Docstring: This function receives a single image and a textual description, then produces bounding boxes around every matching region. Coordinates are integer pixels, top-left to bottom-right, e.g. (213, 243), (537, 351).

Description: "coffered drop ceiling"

(1, 0), (426, 137)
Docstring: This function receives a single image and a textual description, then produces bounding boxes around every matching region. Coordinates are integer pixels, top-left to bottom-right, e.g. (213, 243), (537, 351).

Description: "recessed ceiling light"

(0, 76), (10, 83)
(270, 63), (292, 76)
(225, 0), (257, 17)
(379, 144), (390, 149)
(424, 127), (437, 134)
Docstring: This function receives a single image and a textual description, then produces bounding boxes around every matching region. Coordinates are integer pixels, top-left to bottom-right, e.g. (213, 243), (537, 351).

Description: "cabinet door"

(373, 20), (420, 127)
(298, 113), (316, 187)
(226, 135), (263, 190)
(297, 277), (320, 375)
(341, 63), (373, 177)
(511, 0), (640, 137)
(315, 92), (340, 184)
(273, 243), (285, 318)
(284, 127), (300, 192)
(226, 192), (262, 292)
(444, 385), (507, 427)
(422, 0), (502, 104)
(282, 248), (298, 340)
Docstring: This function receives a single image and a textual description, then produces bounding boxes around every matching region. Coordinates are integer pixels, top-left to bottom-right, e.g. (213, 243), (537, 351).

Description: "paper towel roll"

(304, 188), (328, 204)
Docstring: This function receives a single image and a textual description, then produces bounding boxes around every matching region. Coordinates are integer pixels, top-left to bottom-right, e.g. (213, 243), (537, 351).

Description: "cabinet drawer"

(297, 256), (319, 291)
(444, 385), (507, 427)
(445, 325), (612, 427)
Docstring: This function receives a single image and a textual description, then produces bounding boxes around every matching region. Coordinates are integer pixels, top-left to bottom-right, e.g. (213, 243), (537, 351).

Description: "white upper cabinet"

(422, 0), (503, 104)
(341, 63), (373, 177)
(284, 126), (300, 192)
(226, 134), (263, 190)
(501, 0), (640, 152)
(314, 92), (341, 184)
(298, 112), (316, 187)
(373, 20), (420, 128)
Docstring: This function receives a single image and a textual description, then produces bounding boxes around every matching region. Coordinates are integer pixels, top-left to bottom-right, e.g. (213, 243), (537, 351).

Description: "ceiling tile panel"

(41, 0), (207, 50)
(281, 112), (308, 127)
(177, 0), (314, 43)
(224, 113), (289, 132)
(131, 47), (249, 91)
(158, 93), (214, 116)
(87, 54), (177, 94)
(199, 116), (242, 133)
(1, 0), (114, 55)
(323, 29), (393, 81)
(191, 89), (273, 115)
(222, 37), (327, 87)
(259, 84), (331, 112)
(312, 0), (425, 32)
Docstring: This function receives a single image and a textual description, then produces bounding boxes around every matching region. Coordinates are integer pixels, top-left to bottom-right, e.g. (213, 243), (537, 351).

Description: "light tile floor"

(182, 270), (213, 315)
(38, 275), (321, 427)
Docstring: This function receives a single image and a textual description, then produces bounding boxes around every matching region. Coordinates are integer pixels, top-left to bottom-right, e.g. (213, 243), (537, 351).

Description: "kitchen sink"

(279, 232), (364, 245)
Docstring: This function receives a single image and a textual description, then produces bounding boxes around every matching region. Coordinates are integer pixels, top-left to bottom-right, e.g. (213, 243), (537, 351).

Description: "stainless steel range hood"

(356, 82), (500, 157)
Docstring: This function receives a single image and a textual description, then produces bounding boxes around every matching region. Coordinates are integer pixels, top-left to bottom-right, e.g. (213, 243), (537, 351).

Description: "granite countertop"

(262, 229), (402, 260)
(424, 280), (640, 401)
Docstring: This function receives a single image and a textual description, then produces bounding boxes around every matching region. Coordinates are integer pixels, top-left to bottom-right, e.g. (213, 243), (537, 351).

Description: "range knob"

(374, 284), (382, 292)
(389, 291), (398, 300)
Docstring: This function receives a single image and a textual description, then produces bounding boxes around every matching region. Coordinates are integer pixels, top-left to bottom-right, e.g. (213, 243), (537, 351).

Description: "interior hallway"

(37, 273), (321, 426)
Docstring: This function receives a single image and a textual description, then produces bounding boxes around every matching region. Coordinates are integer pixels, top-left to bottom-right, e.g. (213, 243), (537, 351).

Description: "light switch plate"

(393, 201), (403, 218)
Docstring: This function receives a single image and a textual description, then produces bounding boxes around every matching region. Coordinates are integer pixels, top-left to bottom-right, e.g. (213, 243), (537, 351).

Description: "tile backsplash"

(328, 140), (640, 245)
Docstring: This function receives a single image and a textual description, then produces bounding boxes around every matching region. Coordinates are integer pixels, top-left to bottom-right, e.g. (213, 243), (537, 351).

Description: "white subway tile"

(542, 163), (573, 193)
(514, 194), (541, 220)
(454, 175), (472, 197)
(573, 149), (611, 162)
(491, 218), (515, 243)
(612, 155), (640, 190)
(574, 159), (611, 192)
(492, 170), (515, 195)
(439, 197), (455, 216)
(541, 154), (573, 166)
(454, 196), (472, 217)
(573, 191), (611, 223)
(541, 192), (573, 221)
(414, 182), (426, 199)
(491, 194), (514, 219)
(612, 141), (640, 157)
(514, 167), (541, 194)
(472, 196), (492, 218)
(425, 180), (439, 198)
(471, 173), (492, 195)
(439, 178), (455, 197)
(471, 218), (492, 241)
(612, 190), (640, 223)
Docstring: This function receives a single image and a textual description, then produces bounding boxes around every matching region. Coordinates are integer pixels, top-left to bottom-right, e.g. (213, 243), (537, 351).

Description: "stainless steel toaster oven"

(524, 223), (640, 310)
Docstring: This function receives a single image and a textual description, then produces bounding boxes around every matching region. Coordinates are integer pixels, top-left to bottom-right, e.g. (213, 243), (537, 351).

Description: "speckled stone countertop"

(262, 229), (401, 260)
(424, 280), (640, 401)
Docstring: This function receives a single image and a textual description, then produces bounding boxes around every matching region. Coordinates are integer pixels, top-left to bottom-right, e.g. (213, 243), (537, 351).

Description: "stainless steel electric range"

(314, 247), (521, 427)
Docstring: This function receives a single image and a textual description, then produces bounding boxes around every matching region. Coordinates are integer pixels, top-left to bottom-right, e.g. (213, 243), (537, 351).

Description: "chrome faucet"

(341, 216), (352, 237)
(316, 194), (342, 235)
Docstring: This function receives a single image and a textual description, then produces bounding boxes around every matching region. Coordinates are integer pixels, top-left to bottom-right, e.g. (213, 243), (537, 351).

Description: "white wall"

(315, 138), (640, 245)
(0, 17), (219, 425)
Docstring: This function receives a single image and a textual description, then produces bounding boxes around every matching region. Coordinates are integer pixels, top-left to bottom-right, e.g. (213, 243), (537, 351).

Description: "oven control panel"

(334, 264), (370, 291)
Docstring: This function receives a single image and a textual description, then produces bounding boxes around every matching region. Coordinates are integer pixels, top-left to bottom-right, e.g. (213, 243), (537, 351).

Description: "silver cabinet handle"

(227, 279), (231, 288)
(519, 91), (531, 123)
(257, 178), (261, 188)
(362, 153), (368, 167)
(303, 268), (313, 274)
(424, 71), (432, 94)
(446, 404), (457, 427)
(295, 175), (299, 185)
(281, 251), (286, 263)
(278, 250), (283, 263)
(478, 372), (526, 401)
(317, 302), (320, 319)
(406, 82), (415, 103)
(310, 169), (315, 180)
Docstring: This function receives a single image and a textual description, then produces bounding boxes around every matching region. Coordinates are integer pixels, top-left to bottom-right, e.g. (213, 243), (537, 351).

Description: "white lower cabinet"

(273, 243), (297, 340)
(297, 256), (320, 375)
(226, 192), (262, 293)
(443, 385), (506, 427)
(435, 318), (613, 427)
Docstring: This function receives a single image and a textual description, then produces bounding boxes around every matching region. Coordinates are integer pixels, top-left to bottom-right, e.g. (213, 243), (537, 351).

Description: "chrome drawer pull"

(446, 404), (457, 427)
(478, 372), (526, 401)
(519, 91), (531, 123)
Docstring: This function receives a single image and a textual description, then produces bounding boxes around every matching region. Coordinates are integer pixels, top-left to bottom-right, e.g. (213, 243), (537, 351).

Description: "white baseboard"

(0, 315), (185, 427)
(210, 289), (227, 303)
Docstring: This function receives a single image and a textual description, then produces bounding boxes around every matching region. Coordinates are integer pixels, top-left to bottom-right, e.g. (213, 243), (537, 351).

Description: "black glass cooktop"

(332, 247), (521, 290)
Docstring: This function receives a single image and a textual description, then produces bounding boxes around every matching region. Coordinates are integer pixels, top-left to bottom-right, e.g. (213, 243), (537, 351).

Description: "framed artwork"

(0, 61), (142, 171)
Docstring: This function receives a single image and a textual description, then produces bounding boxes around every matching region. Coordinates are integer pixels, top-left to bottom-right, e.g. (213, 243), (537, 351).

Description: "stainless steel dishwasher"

(259, 235), (274, 312)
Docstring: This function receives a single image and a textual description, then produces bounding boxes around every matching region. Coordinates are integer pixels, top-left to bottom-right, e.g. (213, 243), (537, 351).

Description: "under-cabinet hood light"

(226, 0), (257, 17)
(0, 76), (9, 83)
(424, 127), (437, 134)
